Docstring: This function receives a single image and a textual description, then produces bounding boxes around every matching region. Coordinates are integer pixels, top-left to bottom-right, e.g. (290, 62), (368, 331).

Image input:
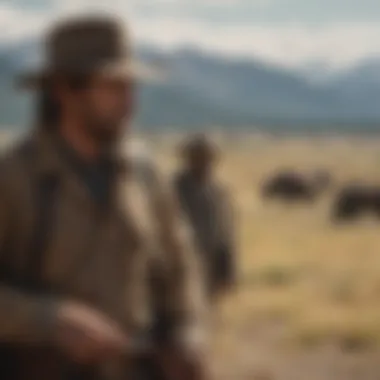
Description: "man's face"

(67, 74), (135, 144)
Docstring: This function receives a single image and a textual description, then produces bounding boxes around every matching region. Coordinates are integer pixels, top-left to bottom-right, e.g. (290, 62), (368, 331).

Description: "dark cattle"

(332, 184), (380, 221)
(262, 170), (331, 202)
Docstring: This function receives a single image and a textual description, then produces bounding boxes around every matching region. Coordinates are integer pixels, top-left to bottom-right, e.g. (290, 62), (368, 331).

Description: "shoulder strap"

(25, 173), (59, 289)
(0, 144), (59, 290)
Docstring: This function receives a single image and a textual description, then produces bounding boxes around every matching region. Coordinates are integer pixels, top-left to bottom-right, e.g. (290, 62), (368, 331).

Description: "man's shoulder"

(0, 137), (36, 202)
(125, 138), (151, 162)
(207, 178), (231, 205)
(123, 138), (160, 188)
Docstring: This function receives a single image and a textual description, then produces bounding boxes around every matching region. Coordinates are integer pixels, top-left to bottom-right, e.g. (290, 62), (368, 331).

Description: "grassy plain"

(152, 133), (380, 380)
(3, 130), (380, 379)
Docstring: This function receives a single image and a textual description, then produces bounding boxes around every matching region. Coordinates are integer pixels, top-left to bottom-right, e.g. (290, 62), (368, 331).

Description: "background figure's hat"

(181, 134), (219, 161)
(17, 15), (163, 89)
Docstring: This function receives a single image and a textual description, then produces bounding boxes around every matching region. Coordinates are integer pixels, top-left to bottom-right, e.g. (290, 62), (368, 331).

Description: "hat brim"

(16, 59), (165, 90)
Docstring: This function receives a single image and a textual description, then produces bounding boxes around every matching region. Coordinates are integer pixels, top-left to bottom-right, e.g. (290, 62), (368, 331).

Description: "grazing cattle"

(262, 170), (331, 202)
(332, 184), (380, 221)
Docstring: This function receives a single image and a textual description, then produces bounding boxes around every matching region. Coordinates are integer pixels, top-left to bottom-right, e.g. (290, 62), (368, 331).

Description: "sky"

(1, 0), (380, 70)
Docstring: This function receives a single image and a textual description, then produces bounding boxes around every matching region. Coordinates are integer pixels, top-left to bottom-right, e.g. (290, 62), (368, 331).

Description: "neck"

(58, 117), (100, 162)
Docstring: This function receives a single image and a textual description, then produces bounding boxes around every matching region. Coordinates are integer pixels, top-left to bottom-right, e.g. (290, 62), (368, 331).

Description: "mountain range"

(1, 40), (380, 133)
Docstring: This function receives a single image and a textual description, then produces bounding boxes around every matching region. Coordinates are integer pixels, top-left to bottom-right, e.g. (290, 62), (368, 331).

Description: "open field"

(2, 131), (380, 379)
(151, 133), (380, 380)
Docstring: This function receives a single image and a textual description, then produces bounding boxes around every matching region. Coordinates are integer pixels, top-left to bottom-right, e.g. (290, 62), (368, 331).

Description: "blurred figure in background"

(173, 134), (237, 303)
(0, 15), (207, 380)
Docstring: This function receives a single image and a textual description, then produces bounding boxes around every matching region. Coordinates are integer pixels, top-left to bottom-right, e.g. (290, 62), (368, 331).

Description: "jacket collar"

(30, 126), (130, 179)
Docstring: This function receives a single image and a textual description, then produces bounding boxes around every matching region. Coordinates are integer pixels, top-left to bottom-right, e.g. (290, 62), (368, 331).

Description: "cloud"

(0, 4), (47, 41)
(132, 19), (380, 69)
(1, 1), (380, 70)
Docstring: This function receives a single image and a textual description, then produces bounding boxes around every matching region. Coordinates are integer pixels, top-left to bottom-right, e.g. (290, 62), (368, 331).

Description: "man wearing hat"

(0, 15), (207, 380)
(173, 134), (237, 303)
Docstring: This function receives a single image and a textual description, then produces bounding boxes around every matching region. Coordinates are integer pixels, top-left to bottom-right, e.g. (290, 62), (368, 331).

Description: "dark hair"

(35, 74), (90, 131)
(35, 86), (60, 129)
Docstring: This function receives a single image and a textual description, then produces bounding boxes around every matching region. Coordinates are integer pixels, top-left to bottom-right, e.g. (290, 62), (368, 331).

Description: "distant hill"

(325, 58), (380, 120)
(1, 41), (380, 133)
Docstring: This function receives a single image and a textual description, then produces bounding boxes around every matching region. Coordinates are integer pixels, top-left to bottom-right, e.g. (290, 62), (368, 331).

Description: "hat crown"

(45, 16), (130, 72)
(16, 15), (161, 90)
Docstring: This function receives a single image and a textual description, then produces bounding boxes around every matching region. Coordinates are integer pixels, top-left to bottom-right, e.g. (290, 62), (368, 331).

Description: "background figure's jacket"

(173, 170), (236, 297)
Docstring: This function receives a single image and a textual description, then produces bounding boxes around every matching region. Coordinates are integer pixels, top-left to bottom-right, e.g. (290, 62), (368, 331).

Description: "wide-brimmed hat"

(17, 15), (163, 89)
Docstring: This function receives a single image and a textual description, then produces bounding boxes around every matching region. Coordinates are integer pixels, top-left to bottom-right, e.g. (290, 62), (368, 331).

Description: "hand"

(53, 301), (128, 365)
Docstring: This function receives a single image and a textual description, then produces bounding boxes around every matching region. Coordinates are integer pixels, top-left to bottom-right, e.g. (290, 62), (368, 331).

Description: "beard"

(83, 115), (128, 149)
(78, 97), (133, 150)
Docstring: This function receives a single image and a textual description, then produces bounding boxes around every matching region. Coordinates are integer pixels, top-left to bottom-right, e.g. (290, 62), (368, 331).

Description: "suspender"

(0, 147), (59, 291)
(25, 173), (59, 290)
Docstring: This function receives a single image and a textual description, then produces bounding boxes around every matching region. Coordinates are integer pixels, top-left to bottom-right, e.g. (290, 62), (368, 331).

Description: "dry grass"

(151, 134), (380, 353)
(4, 131), (380, 378)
